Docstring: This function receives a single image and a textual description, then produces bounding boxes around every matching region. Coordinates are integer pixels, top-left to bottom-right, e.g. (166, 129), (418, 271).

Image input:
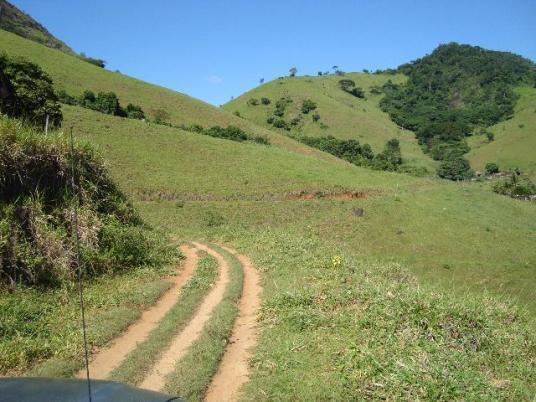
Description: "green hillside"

(468, 86), (536, 179)
(0, 0), (73, 54)
(0, 29), (333, 160)
(224, 72), (437, 171)
(1, 21), (535, 399)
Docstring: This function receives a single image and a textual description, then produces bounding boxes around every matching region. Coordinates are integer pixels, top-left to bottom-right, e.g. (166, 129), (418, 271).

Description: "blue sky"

(10, 0), (536, 106)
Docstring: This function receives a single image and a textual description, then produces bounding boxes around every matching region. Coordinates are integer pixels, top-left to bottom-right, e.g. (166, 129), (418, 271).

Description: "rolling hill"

(224, 72), (437, 172)
(1, 11), (535, 400)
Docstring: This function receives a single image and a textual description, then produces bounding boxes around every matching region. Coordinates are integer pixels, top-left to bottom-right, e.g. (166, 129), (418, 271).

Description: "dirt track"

(76, 245), (199, 380)
(76, 242), (262, 401)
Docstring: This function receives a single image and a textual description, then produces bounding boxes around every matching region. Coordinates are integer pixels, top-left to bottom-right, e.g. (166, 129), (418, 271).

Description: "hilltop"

(0, 0), (73, 54)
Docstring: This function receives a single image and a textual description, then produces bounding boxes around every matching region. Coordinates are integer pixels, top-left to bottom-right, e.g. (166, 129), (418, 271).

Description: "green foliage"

(376, 138), (402, 166)
(312, 112), (321, 122)
(381, 42), (535, 157)
(0, 54), (62, 128)
(0, 117), (171, 286)
(486, 131), (495, 141)
(55, 90), (77, 105)
(301, 99), (317, 114)
(204, 125), (248, 142)
(289, 67), (297, 77)
(260, 97), (271, 105)
(485, 162), (499, 175)
(125, 103), (145, 120)
(430, 141), (470, 161)
(493, 173), (536, 199)
(339, 78), (365, 98)
(78, 53), (106, 68)
(247, 98), (259, 106)
(300, 135), (374, 164)
(437, 157), (473, 181)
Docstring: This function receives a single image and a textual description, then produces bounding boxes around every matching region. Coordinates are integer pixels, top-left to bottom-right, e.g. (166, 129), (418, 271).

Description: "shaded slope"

(0, 0), (73, 54)
(224, 73), (436, 171)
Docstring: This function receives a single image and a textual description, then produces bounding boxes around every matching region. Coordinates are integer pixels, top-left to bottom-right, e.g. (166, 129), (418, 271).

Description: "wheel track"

(76, 244), (199, 380)
(139, 242), (230, 391)
(204, 245), (262, 402)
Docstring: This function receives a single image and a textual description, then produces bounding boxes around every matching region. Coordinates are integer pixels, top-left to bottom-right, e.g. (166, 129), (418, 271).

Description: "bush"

(312, 113), (321, 122)
(272, 119), (288, 129)
(485, 162), (499, 175)
(493, 174), (536, 198)
(125, 103), (145, 120)
(0, 117), (170, 286)
(0, 54), (62, 128)
(301, 99), (317, 114)
(486, 131), (495, 141)
(437, 157), (473, 180)
(56, 90), (77, 106)
(261, 97), (271, 105)
(338, 79), (356, 92)
(247, 98), (259, 106)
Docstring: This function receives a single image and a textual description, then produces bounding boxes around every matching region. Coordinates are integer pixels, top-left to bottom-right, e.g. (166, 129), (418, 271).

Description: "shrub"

(437, 157), (473, 180)
(493, 173), (536, 198)
(254, 136), (270, 145)
(94, 91), (122, 115)
(56, 90), (77, 105)
(247, 98), (259, 106)
(350, 87), (365, 98)
(312, 113), (321, 122)
(272, 119), (288, 129)
(338, 79), (356, 92)
(0, 54), (62, 128)
(486, 131), (495, 141)
(0, 117), (171, 286)
(125, 103), (145, 120)
(485, 162), (499, 175)
(301, 99), (317, 114)
(261, 97), (271, 105)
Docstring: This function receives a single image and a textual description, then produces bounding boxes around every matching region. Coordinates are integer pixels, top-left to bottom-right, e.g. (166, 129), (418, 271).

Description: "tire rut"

(75, 244), (199, 380)
(204, 246), (262, 402)
(139, 242), (230, 392)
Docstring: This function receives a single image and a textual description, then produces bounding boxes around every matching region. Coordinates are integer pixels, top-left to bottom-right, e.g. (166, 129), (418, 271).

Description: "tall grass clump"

(0, 117), (174, 287)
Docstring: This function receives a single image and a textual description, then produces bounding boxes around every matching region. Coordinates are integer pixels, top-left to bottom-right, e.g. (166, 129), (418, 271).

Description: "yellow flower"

(332, 255), (342, 269)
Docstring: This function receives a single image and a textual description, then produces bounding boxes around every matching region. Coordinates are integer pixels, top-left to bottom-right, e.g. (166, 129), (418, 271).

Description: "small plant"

(312, 113), (321, 122)
(233, 110), (242, 118)
(485, 162), (499, 175)
(301, 99), (317, 114)
(331, 255), (342, 269)
(247, 98), (259, 106)
(486, 131), (495, 142)
(260, 97), (271, 105)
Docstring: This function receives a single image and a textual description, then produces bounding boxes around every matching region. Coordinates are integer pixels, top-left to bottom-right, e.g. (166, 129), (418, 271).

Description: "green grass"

(109, 250), (218, 385)
(468, 86), (536, 179)
(224, 73), (436, 172)
(0, 264), (174, 377)
(163, 244), (244, 401)
(0, 29), (333, 160)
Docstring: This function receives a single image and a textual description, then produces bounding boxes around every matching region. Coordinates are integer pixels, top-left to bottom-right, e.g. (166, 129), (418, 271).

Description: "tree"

(259, 78), (264, 84)
(437, 157), (473, 180)
(289, 67), (297, 77)
(382, 138), (402, 165)
(95, 91), (121, 115)
(0, 54), (62, 127)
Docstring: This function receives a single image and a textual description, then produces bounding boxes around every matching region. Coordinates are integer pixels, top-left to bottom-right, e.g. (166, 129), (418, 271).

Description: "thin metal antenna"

(70, 126), (93, 402)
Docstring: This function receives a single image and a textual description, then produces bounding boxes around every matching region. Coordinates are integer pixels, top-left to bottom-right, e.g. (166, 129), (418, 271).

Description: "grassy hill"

(0, 0), (73, 54)
(1, 26), (535, 399)
(224, 73), (437, 172)
(0, 29), (334, 160)
(468, 86), (536, 179)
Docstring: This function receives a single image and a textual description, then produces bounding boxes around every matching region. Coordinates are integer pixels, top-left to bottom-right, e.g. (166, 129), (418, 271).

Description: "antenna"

(70, 126), (93, 402)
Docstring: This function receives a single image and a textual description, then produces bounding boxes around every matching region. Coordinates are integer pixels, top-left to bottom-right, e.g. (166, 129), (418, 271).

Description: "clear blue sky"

(10, 0), (536, 106)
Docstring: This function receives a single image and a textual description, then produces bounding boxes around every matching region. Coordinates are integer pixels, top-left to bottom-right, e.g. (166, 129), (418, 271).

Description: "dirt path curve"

(75, 244), (199, 380)
(140, 242), (230, 392)
(204, 246), (262, 402)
